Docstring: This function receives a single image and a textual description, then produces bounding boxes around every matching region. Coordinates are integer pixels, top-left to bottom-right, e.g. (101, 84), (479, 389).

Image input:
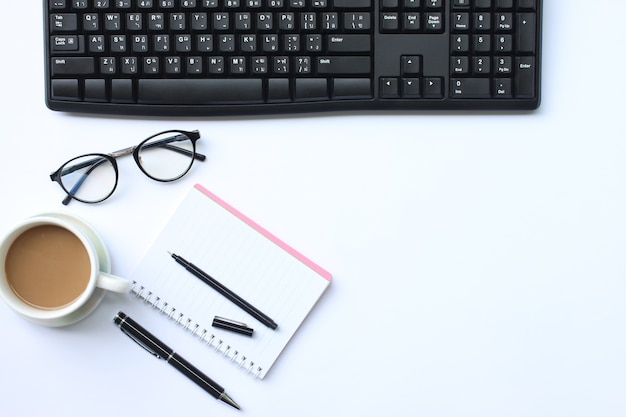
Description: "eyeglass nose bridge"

(109, 145), (137, 158)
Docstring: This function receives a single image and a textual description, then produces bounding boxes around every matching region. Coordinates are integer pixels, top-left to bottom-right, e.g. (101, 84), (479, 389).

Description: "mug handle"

(96, 272), (132, 293)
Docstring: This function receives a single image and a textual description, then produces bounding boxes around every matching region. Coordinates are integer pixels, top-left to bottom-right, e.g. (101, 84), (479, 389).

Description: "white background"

(1, 1), (625, 416)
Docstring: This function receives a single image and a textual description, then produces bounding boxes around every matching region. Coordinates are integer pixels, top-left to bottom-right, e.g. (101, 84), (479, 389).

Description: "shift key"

(317, 56), (371, 74)
(52, 57), (95, 76)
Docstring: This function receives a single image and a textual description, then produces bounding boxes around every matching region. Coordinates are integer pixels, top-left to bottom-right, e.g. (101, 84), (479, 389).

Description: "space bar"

(138, 79), (264, 104)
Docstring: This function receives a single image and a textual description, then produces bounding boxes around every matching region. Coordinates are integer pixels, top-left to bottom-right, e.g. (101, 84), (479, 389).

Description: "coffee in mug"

(0, 213), (131, 326)
(6, 224), (92, 310)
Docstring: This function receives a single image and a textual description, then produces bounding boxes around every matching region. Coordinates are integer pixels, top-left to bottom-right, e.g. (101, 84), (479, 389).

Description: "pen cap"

(212, 316), (254, 337)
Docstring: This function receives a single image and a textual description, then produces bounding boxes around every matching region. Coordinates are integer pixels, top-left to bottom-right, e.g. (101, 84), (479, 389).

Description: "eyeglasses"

(50, 129), (204, 205)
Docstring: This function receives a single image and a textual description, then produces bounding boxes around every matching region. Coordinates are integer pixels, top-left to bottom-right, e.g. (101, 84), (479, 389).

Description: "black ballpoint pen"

(113, 311), (241, 410)
(169, 252), (278, 330)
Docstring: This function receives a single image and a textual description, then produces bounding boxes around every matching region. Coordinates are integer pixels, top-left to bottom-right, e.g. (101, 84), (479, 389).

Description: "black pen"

(169, 252), (278, 330)
(113, 311), (240, 410)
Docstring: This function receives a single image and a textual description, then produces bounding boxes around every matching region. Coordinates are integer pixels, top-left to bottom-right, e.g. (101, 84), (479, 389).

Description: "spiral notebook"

(129, 184), (332, 379)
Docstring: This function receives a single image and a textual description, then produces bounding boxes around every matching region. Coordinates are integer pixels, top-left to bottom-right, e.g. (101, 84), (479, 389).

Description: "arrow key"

(402, 78), (421, 98)
(401, 56), (421, 75)
(380, 77), (399, 98)
(423, 77), (443, 98)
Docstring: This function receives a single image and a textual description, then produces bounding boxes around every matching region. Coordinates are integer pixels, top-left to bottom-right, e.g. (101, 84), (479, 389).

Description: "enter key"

(327, 35), (371, 52)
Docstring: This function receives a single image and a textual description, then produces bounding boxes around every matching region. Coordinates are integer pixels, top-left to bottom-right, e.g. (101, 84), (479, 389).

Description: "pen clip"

(120, 326), (162, 359)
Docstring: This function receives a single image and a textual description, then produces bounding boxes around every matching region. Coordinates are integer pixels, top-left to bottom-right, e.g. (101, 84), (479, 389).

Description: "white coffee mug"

(0, 213), (130, 326)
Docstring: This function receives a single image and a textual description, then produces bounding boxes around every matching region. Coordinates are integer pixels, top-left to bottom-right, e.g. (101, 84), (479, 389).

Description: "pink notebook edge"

(194, 184), (333, 282)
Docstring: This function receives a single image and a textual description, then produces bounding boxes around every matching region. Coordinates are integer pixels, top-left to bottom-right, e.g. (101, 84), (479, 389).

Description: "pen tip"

(220, 392), (241, 410)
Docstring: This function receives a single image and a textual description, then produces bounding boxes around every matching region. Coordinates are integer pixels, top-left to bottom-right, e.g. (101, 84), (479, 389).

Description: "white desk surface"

(1, 2), (625, 416)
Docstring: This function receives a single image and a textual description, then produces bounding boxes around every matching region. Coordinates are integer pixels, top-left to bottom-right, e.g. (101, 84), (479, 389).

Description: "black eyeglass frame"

(50, 129), (204, 205)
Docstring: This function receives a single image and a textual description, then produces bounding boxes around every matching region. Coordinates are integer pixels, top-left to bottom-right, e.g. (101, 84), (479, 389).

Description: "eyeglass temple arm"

(51, 155), (110, 178)
(134, 133), (206, 161)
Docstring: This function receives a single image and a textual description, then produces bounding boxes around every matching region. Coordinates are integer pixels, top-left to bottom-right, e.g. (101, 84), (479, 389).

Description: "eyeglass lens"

(59, 155), (116, 204)
(138, 132), (196, 181)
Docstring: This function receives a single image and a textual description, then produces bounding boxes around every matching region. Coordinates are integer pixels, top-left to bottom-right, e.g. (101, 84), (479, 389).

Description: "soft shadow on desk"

(57, 109), (538, 124)
(48, 292), (128, 338)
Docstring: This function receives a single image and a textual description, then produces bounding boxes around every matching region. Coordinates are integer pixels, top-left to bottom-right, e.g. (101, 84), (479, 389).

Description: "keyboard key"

(496, 12), (513, 31)
(382, 0), (398, 8)
(423, 77), (443, 98)
(51, 79), (79, 100)
(496, 0), (513, 8)
(50, 14), (77, 32)
(516, 13), (536, 53)
(403, 12), (420, 31)
(332, 78), (372, 99)
(94, 0), (111, 8)
(111, 79), (134, 103)
(84, 79), (107, 102)
(100, 57), (117, 74)
(327, 35), (371, 52)
(515, 56), (535, 98)
(51, 57), (94, 75)
(450, 78), (490, 98)
(380, 13), (399, 31)
(138, 79), (264, 104)
(380, 78), (399, 98)
(518, 0), (536, 10)
(425, 13), (443, 31)
(402, 78), (420, 97)
(401, 56), (421, 75)
(344, 12), (371, 30)
(295, 78), (329, 101)
(51, 0), (67, 9)
(332, 0), (371, 8)
(51, 35), (80, 52)
(494, 78), (512, 98)
(268, 78), (291, 102)
(317, 56), (371, 74)
(474, 12), (491, 31)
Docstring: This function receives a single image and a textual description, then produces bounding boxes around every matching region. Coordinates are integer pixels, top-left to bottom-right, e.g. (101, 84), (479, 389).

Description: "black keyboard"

(45, 0), (541, 116)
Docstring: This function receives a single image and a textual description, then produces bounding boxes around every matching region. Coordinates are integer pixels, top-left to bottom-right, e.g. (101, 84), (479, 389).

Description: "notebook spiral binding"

(130, 281), (263, 379)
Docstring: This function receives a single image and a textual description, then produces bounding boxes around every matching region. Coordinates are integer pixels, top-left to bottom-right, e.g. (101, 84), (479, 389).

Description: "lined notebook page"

(130, 184), (332, 379)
